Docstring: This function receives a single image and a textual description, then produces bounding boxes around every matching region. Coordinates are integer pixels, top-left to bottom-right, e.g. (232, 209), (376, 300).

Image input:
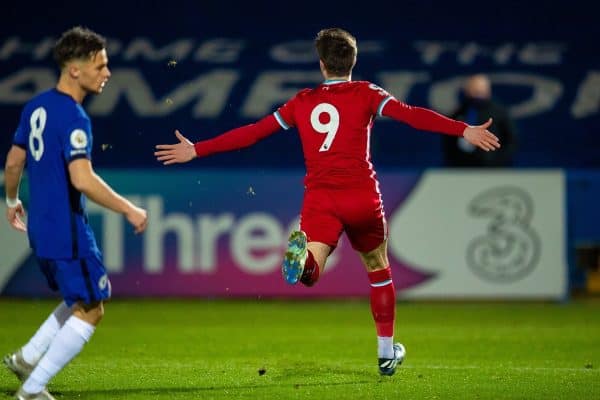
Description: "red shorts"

(300, 187), (387, 253)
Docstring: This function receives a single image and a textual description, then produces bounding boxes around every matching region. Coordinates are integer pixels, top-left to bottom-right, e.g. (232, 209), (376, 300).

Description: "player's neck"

(324, 74), (351, 82)
(56, 78), (87, 104)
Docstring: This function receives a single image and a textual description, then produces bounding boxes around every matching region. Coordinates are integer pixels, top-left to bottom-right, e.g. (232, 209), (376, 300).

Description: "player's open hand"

(154, 130), (197, 165)
(6, 200), (27, 232)
(462, 118), (501, 151)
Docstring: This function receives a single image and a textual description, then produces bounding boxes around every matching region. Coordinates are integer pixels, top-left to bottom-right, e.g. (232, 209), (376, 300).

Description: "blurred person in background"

(443, 74), (517, 167)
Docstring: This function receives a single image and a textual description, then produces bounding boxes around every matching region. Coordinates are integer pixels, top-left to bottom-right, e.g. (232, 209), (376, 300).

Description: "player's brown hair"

(315, 28), (357, 77)
(53, 26), (107, 69)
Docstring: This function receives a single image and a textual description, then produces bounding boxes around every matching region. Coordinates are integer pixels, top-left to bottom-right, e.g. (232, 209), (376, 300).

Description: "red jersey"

(194, 80), (467, 190)
(275, 80), (392, 189)
(274, 80), (466, 189)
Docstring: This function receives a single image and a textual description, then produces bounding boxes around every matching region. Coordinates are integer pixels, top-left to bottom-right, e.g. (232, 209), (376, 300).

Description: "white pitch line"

(401, 365), (599, 373)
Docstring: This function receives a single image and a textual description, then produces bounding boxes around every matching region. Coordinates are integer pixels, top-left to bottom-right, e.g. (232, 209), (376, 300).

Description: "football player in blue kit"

(3, 26), (147, 400)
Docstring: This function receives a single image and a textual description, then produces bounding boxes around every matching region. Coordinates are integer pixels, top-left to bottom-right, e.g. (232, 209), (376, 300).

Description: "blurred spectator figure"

(443, 74), (517, 167)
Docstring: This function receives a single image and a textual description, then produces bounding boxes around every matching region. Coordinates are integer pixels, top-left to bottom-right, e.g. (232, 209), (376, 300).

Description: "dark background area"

(0, 0), (598, 169)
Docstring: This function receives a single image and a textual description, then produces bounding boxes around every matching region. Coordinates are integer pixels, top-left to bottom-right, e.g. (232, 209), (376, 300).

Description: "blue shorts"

(37, 249), (111, 307)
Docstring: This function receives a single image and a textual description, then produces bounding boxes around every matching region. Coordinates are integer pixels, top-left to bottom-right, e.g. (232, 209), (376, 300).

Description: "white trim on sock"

(370, 279), (393, 287)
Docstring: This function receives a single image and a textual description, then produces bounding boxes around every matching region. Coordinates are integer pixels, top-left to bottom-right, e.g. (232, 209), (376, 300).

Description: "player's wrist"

(5, 196), (20, 208)
(189, 144), (198, 160)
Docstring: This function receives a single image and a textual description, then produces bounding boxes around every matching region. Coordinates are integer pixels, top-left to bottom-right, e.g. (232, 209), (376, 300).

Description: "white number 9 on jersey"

(310, 103), (339, 152)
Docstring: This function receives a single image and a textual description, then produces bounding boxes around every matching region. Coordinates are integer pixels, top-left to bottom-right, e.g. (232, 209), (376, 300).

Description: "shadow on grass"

(2, 378), (389, 398)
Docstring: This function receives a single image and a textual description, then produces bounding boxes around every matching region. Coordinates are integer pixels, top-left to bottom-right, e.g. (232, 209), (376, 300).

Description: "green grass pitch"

(1, 299), (599, 399)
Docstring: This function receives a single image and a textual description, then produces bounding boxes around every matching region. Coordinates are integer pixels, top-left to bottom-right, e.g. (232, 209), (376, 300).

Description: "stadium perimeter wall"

(1, 169), (585, 300)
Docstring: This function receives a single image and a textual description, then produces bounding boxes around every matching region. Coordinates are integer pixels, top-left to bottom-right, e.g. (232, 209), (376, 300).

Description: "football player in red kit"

(155, 28), (500, 376)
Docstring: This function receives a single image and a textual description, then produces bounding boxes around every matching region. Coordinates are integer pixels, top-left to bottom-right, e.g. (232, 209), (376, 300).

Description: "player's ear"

(67, 64), (80, 79)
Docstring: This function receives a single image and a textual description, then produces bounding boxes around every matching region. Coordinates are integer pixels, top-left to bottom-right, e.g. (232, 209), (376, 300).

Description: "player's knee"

(74, 300), (105, 325)
(359, 242), (388, 270)
(91, 302), (105, 324)
(368, 264), (389, 272)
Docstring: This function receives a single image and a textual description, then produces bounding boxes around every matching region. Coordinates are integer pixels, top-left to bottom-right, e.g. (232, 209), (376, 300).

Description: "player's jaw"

(90, 69), (111, 95)
(96, 76), (110, 93)
(84, 50), (111, 94)
(80, 75), (109, 95)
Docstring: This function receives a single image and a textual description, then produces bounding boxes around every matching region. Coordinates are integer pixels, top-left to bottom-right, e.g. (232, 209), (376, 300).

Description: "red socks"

(300, 250), (320, 287)
(368, 267), (395, 337)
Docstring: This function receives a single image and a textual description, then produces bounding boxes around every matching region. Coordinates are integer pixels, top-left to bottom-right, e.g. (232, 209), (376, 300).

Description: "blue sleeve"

(13, 109), (28, 149)
(63, 117), (93, 162)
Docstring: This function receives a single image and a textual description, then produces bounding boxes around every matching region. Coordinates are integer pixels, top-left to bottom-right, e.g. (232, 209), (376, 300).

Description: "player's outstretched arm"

(155, 115), (282, 165)
(154, 130), (197, 165)
(4, 145), (27, 232)
(382, 99), (500, 151)
(69, 159), (148, 234)
(462, 118), (501, 152)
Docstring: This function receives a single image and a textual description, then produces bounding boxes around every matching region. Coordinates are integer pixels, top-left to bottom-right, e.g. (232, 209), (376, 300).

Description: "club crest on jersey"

(368, 83), (390, 97)
(70, 129), (88, 149)
(98, 274), (109, 290)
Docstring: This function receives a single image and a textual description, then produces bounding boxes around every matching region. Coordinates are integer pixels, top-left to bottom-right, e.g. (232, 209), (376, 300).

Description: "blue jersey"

(13, 89), (100, 259)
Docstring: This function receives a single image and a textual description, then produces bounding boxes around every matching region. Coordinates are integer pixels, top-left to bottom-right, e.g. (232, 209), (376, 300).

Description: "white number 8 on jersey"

(310, 103), (339, 152)
(28, 107), (47, 161)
